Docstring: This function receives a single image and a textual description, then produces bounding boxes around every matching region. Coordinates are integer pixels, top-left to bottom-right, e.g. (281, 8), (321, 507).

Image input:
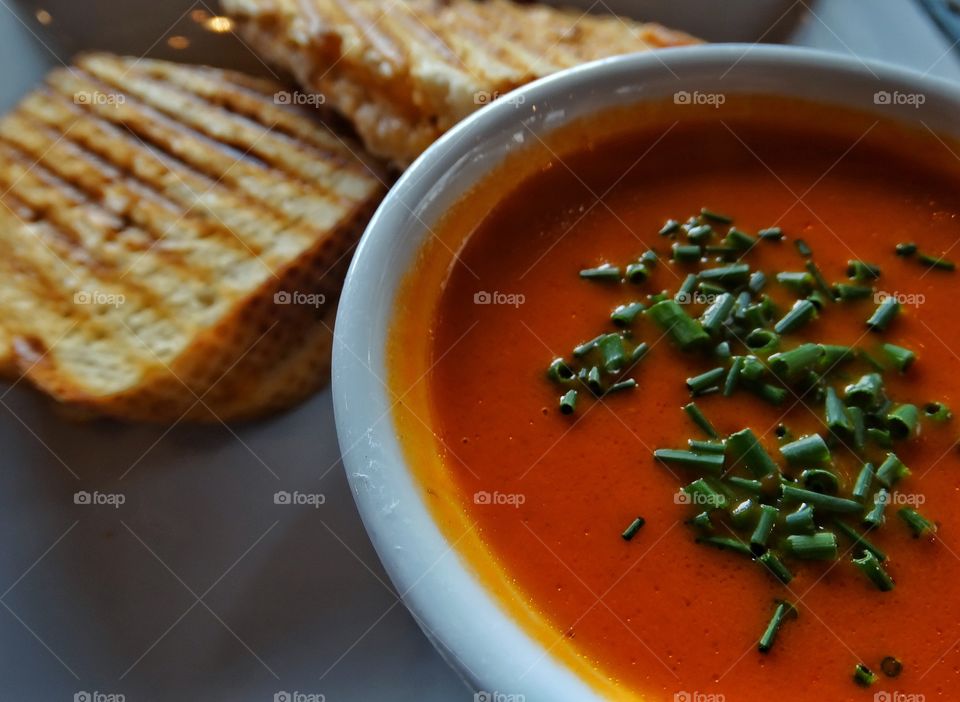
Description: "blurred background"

(0, 1), (958, 701)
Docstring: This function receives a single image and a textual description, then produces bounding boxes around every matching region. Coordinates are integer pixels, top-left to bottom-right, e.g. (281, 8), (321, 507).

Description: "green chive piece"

(749, 270), (767, 294)
(847, 260), (882, 281)
(898, 507), (937, 538)
(800, 469), (840, 495)
(682, 478), (728, 509)
(606, 379), (637, 394)
(625, 262), (649, 284)
(699, 281), (727, 297)
(547, 358), (575, 383)
(705, 245), (738, 260)
(918, 252), (956, 271)
(876, 453), (911, 488)
(631, 342), (650, 363)
(580, 263), (621, 281)
(924, 402), (952, 422)
(676, 274), (698, 302)
(758, 551), (794, 584)
(725, 228), (756, 250)
(641, 250), (659, 266)
(727, 476), (762, 494)
(621, 516), (645, 541)
(698, 263), (751, 285)
(559, 389), (578, 414)
(868, 427), (894, 449)
(867, 298), (900, 332)
(754, 383), (788, 406)
(770, 343), (824, 379)
(686, 368), (725, 396)
(573, 335), (603, 358)
(690, 511), (713, 531)
(700, 292), (736, 335)
(697, 535), (752, 556)
(794, 239), (813, 257)
(780, 434), (830, 466)
(659, 219), (680, 236)
(805, 260), (834, 298)
(758, 227), (784, 240)
(684, 402), (719, 438)
(758, 601), (797, 653)
(686, 224), (713, 243)
(784, 532), (838, 560)
(751, 505), (779, 552)
(655, 450), (725, 474)
(895, 242), (917, 257)
(689, 439), (726, 454)
(864, 489), (889, 529)
(825, 387), (853, 436)
(648, 300), (710, 351)
(714, 341), (731, 359)
(739, 356), (765, 382)
(597, 334), (627, 373)
(819, 344), (855, 370)
(781, 485), (861, 514)
(887, 403), (920, 439)
(730, 499), (757, 529)
(845, 373), (886, 409)
(881, 656), (903, 678)
(852, 550), (895, 591)
(723, 357), (743, 397)
(673, 243), (702, 262)
(726, 428), (778, 478)
(834, 520), (887, 562)
(586, 366), (602, 394)
(852, 463), (875, 502)
(854, 663), (878, 687)
(745, 329), (780, 355)
(611, 302), (646, 328)
(784, 504), (816, 533)
(774, 299), (817, 334)
(881, 343), (916, 372)
(700, 207), (733, 224)
(834, 283), (873, 301)
(776, 271), (814, 294)
(849, 406), (866, 449)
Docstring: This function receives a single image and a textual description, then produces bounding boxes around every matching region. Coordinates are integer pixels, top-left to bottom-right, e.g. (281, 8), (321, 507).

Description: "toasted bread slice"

(222, 0), (699, 166)
(0, 53), (386, 422)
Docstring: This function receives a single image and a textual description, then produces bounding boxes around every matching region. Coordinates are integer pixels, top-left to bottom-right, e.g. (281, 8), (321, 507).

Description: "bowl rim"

(332, 43), (960, 701)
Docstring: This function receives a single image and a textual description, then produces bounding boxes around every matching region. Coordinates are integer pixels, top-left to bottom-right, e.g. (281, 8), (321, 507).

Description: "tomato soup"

(389, 97), (960, 701)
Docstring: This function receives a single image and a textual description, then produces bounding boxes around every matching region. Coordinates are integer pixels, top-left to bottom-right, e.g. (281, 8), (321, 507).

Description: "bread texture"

(0, 53), (386, 422)
(221, 0), (701, 167)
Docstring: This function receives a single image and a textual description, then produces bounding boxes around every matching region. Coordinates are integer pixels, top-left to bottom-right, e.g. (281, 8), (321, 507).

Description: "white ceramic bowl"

(332, 45), (960, 701)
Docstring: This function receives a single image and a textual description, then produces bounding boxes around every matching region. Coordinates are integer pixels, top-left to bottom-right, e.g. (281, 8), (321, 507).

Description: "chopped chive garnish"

(697, 535), (752, 556)
(641, 250), (658, 266)
(795, 239), (813, 257)
(573, 335), (603, 358)
(781, 485), (861, 514)
(834, 520), (887, 562)
(547, 357), (575, 383)
(849, 406), (867, 449)
(852, 463), (875, 502)
(730, 499), (757, 529)
(700, 292), (736, 335)
(800, 468), (840, 495)
(748, 270), (767, 294)
(867, 297), (900, 332)
(750, 504), (779, 552)
(675, 273), (699, 303)
(758, 227), (784, 240)
(684, 402), (719, 438)
(647, 300), (710, 351)
(805, 260), (834, 299)
(714, 341), (731, 359)
(759, 551), (794, 584)
(876, 453), (910, 488)
(784, 504), (816, 533)
(598, 334), (627, 373)
(770, 343), (823, 378)
(895, 242), (917, 257)
(780, 434), (830, 466)
(918, 252), (956, 271)
(868, 427), (894, 449)
(864, 489), (888, 529)
(607, 378), (637, 394)
(739, 355), (765, 382)
(924, 401), (952, 421)
(726, 428), (778, 478)
(898, 507), (937, 538)
(881, 343), (915, 371)
(785, 532), (838, 560)
(854, 663), (878, 687)
(579, 263), (621, 281)
(881, 656), (903, 678)
(689, 439), (726, 454)
(673, 243), (702, 262)
(689, 511), (713, 531)
(776, 271), (813, 293)
(699, 281), (727, 297)
(686, 224), (713, 243)
(700, 207), (733, 224)
(586, 366), (602, 394)
(727, 476), (762, 494)
(744, 329), (779, 355)
(887, 403), (920, 439)
(559, 389), (578, 414)
(825, 387), (853, 436)
(755, 383), (787, 406)
(834, 283), (873, 301)
(847, 260), (882, 281)
(698, 263), (751, 285)
(682, 478), (728, 508)
(820, 344), (855, 369)
(686, 368), (725, 396)
(631, 342), (650, 363)
(852, 550), (895, 591)
(625, 262), (649, 284)
(655, 449), (725, 474)
(725, 228), (756, 249)
(659, 219), (680, 236)
(774, 299), (817, 334)
(723, 357), (743, 397)
(621, 516), (645, 541)
(611, 302), (646, 328)
(845, 373), (885, 409)
(758, 601), (797, 653)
